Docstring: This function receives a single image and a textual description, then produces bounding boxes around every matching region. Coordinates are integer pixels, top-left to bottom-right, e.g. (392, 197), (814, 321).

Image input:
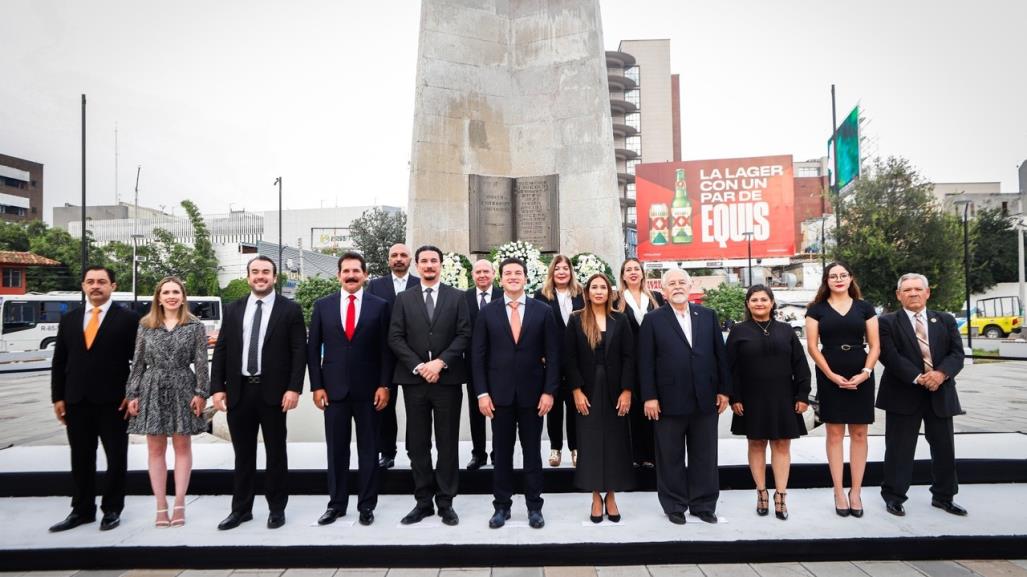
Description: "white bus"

(0, 291), (223, 353)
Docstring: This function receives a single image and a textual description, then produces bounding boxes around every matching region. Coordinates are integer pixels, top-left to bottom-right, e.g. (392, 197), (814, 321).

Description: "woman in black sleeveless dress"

(805, 262), (880, 518)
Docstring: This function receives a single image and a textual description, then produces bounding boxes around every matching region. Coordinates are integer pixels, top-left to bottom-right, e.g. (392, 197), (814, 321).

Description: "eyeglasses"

(828, 274), (850, 281)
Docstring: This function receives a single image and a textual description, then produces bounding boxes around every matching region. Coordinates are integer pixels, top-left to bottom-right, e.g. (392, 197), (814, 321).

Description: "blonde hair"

(540, 254), (582, 300)
(141, 276), (198, 329)
(616, 257), (658, 313)
(577, 273), (613, 350)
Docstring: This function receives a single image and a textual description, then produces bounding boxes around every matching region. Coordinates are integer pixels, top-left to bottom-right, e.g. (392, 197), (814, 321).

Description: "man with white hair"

(639, 268), (731, 525)
(464, 259), (502, 469)
(877, 273), (966, 517)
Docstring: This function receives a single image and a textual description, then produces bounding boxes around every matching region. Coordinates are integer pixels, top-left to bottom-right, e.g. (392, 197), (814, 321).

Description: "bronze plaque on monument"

(469, 174), (559, 253)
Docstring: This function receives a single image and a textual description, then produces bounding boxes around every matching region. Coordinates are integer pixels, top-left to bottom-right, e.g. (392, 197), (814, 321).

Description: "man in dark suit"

(308, 251), (393, 527)
(366, 242), (419, 469)
(471, 257), (560, 529)
(464, 258), (502, 470)
(49, 266), (139, 532)
(211, 255), (307, 530)
(388, 245), (472, 526)
(639, 268), (731, 525)
(877, 273), (966, 517)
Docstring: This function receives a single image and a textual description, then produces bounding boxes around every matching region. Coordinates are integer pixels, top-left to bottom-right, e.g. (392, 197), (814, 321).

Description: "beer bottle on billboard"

(671, 168), (693, 244)
(649, 203), (669, 245)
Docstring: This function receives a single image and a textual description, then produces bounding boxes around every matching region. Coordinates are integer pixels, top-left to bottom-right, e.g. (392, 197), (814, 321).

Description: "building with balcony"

(0, 154), (43, 222)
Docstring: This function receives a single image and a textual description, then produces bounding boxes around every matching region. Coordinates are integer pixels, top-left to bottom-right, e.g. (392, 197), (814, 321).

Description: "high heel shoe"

(155, 508), (170, 528)
(848, 489), (863, 518)
(170, 505), (186, 527)
(549, 450), (562, 467)
(756, 489), (769, 516)
(590, 497), (603, 523)
(604, 497), (621, 523)
(835, 492), (850, 517)
(571, 450), (578, 467)
(774, 491), (788, 521)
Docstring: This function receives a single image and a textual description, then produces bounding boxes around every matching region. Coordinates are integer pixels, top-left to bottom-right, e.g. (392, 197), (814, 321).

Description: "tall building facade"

(606, 40), (681, 257)
(0, 153), (43, 222)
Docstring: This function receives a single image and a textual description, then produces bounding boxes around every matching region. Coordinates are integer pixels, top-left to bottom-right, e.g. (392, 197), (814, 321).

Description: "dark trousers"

(226, 382), (289, 515)
(325, 398), (382, 513)
(492, 405), (544, 511)
(881, 407), (958, 505)
(403, 383), (462, 509)
(545, 385), (577, 451)
(65, 401), (128, 516)
(654, 412), (720, 515)
(379, 385), (399, 458)
(466, 383), (488, 460)
(629, 390), (655, 464)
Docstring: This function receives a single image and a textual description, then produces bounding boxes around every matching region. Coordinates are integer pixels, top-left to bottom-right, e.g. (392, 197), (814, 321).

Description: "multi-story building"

(606, 40), (682, 257)
(0, 154), (43, 222)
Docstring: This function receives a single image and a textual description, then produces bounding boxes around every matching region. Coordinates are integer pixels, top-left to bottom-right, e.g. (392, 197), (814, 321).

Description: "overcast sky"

(2, 0), (1025, 222)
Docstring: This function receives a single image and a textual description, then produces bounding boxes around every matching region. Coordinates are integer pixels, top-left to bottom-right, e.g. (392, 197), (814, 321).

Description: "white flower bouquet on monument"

(490, 240), (547, 294)
(440, 252), (472, 290)
(571, 252), (613, 287)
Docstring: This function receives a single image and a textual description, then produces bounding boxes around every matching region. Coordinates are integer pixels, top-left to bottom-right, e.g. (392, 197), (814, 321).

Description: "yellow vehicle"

(958, 296), (1022, 339)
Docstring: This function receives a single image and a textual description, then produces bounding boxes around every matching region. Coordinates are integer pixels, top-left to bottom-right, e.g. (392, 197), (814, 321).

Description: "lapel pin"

(930, 318), (937, 323)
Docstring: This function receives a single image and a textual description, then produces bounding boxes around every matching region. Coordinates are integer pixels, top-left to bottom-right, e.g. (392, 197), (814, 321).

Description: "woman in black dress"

(565, 273), (636, 522)
(728, 285), (811, 520)
(614, 257), (665, 468)
(805, 262), (880, 517)
(535, 254), (585, 467)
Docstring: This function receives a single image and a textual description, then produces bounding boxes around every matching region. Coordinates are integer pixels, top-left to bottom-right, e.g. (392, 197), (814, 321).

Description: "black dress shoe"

(99, 512), (120, 531)
(885, 502), (906, 517)
(49, 512), (95, 532)
(318, 508), (345, 525)
(488, 508), (510, 529)
(400, 506), (434, 525)
(692, 511), (718, 524)
(466, 455), (487, 470)
(439, 507), (459, 526)
(217, 511), (253, 530)
(378, 455), (395, 469)
(528, 510), (545, 529)
(358, 510), (374, 526)
(667, 512), (687, 525)
(932, 499), (968, 516)
(605, 502), (621, 523)
(267, 512), (286, 529)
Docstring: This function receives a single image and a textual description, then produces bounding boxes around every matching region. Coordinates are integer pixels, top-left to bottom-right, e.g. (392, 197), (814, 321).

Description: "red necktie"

(345, 294), (356, 340)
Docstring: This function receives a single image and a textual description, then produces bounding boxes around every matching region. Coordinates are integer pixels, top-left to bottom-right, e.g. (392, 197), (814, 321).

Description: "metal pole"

(80, 94), (87, 303)
(275, 177), (283, 280)
(830, 85), (840, 243)
(747, 235), (753, 287)
(132, 166), (141, 304)
(963, 203), (972, 350)
(1019, 193), (1026, 333)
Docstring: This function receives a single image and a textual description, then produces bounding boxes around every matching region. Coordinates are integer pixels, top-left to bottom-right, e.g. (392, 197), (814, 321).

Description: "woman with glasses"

(805, 262), (880, 518)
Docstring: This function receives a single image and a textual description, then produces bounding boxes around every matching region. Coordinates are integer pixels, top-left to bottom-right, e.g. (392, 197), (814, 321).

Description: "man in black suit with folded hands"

(308, 251), (394, 526)
(49, 266), (139, 533)
(389, 245), (472, 526)
(472, 257), (560, 529)
(212, 255), (307, 530)
(464, 258), (502, 470)
(877, 273), (967, 517)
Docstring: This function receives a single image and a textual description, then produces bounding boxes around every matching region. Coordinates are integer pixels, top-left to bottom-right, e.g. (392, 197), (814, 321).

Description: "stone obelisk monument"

(407, 0), (623, 265)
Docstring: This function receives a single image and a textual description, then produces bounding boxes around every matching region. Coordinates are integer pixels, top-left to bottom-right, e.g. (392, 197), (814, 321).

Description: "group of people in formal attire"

(47, 250), (969, 534)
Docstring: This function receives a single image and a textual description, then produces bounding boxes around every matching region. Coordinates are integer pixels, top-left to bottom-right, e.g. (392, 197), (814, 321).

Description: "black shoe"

(692, 511), (718, 524)
(773, 491), (788, 521)
(317, 508), (345, 526)
(267, 512), (285, 529)
(604, 501), (621, 523)
(378, 455), (395, 469)
(49, 512), (95, 532)
(528, 510), (545, 529)
(835, 493), (850, 517)
(848, 490), (863, 518)
(886, 502), (906, 517)
(439, 507), (459, 526)
(756, 489), (769, 516)
(358, 510), (374, 526)
(932, 499), (968, 516)
(467, 455), (487, 470)
(488, 508), (510, 529)
(667, 512), (687, 525)
(99, 512), (120, 531)
(400, 506), (434, 525)
(217, 511), (253, 531)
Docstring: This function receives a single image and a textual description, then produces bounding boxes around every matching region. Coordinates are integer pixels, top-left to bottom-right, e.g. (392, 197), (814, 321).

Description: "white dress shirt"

(476, 287), (493, 309)
(341, 288), (363, 329)
(393, 274), (410, 295)
(82, 298), (114, 331)
(556, 289), (573, 325)
(672, 304), (693, 346)
(242, 291), (276, 376)
(504, 292), (528, 326)
(622, 290), (650, 326)
(904, 308), (930, 341)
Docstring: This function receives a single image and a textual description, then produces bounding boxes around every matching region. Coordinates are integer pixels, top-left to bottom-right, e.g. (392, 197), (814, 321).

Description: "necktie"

(345, 294), (356, 340)
(509, 300), (521, 344)
(247, 300), (263, 376)
(425, 288), (435, 321)
(915, 313), (933, 372)
(479, 291), (488, 309)
(84, 307), (100, 350)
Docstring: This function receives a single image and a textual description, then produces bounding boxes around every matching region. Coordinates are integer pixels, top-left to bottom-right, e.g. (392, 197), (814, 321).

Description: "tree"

(834, 157), (964, 311)
(0, 222), (30, 251)
(294, 276), (340, 323)
(969, 207), (1023, 293)
(702, 283), (747, 323)
(26, 222), (106, 292)
(220, 278), (252, 303)
(180, 199), (220, 295)
(349, 207), (407, 277)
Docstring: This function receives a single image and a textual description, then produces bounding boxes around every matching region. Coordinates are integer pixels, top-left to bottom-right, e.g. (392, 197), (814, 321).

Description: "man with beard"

(639, 268), (731, 525)
(464, 259), (502, 470)
(388, 245), (471, 526)
(367, 243), (419, 469)
(308, 251), (394, 526)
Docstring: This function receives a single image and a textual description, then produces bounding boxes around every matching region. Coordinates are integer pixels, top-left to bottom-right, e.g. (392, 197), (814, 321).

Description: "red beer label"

(674, 216), (688, 227)
(652, 217), (667, 230)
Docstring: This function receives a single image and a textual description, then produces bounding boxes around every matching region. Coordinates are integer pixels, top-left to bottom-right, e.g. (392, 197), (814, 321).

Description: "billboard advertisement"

(636, 155), (795, 261)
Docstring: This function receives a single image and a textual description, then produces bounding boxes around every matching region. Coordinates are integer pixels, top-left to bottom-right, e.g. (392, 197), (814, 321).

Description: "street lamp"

(741, 231), (755, 286)
(274, 176), (283, 280)
(131, 233), (144, 307)
(953, 199), (972, 350)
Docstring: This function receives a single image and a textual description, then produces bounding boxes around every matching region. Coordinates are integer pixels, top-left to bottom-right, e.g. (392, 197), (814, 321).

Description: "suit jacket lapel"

(262, 295), (286, 342)
(352, 294), (375, 339)
(688, 305), (701, 351)
(927, 310), (944, 365)
(325, 292), (344, 339)
(664, 307), (691, 349)
(428, 285), (448, 328)
(896, 311), (921, 355)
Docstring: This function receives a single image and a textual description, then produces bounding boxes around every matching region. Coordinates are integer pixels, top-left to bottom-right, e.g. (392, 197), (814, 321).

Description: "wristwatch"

(861, 367), (873, 375)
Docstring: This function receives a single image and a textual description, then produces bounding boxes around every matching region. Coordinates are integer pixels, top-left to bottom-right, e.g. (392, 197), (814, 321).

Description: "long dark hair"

(577, 273), (613, 350)
(810, 261), (863, 306)
(743, 284), (777, 321)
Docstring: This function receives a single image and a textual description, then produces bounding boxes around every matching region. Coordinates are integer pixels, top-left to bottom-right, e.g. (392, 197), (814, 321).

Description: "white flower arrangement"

(491, 241), (547, 294)
(440, 252), (471, 290)
(572, 253), (611, 287)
